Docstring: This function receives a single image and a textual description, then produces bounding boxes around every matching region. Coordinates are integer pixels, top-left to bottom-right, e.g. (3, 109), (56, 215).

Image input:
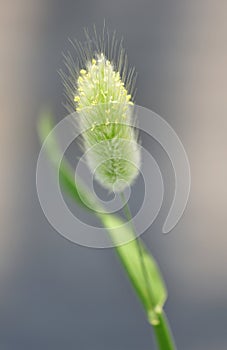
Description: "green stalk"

(120, 192), (155, 309)
(120, 192), (176, 350)
(153, 311), (176, 350)
(38, 112), (176, 350)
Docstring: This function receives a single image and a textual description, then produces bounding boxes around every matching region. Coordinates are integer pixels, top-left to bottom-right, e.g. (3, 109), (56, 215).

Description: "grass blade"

(37, 110), (167, 324)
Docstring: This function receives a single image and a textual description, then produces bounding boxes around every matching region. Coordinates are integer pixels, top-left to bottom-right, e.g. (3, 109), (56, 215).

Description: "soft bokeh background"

(1, 0), (227, 349)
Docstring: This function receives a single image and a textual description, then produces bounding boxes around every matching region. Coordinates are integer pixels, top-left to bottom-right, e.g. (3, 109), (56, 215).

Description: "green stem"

(38, 113), (176, 350)
(120, 192), (154, 309)
(153, 311), (176, 350)
(120, 192), (176, 350)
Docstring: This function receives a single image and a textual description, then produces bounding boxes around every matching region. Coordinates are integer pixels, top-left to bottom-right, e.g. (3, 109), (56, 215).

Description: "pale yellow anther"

(92, 58), (96, 65)
(128, 101), (134, 105)
(105, 119), (110, 126)
(126, 94), (131, 101)
(80, 69), (86, 75)
(74, 96), (80, 102)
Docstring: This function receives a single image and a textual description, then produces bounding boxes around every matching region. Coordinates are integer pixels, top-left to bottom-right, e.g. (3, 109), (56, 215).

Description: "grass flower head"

(61, 28), (141, 192)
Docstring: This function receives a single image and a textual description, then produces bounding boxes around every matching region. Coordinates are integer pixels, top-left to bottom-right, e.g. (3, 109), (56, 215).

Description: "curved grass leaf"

(37, 110), (167, 324)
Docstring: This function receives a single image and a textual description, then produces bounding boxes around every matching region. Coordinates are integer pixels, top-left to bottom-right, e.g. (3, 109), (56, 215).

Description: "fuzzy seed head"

(62, 30), (141, 192)
(74, 54), (133, 110)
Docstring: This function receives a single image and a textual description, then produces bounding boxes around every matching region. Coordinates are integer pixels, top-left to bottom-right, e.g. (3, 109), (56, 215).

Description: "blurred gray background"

(1, 0), (227, 349)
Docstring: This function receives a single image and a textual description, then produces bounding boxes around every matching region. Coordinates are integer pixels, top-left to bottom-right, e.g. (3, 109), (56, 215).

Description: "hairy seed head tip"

(63, 31), (140, 191)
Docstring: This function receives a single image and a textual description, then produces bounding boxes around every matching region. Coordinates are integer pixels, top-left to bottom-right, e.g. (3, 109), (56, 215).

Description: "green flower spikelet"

(62, 32), (141, 192)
